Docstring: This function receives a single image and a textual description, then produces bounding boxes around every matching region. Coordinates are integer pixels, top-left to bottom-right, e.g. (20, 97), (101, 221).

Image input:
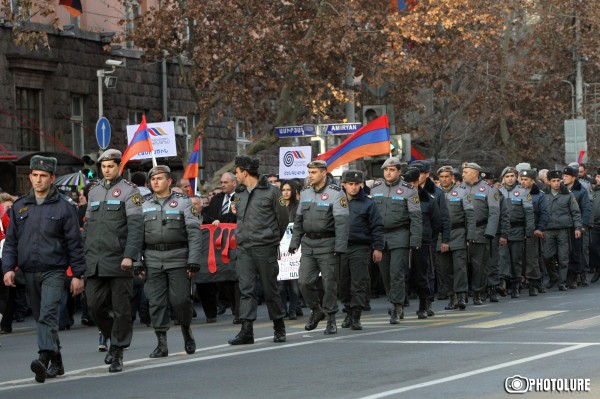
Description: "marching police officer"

(543, 170), (583, 291)
(370, 157), (422, 323)
(84, 149), (144, 373)
(462, 163), (501, 305)
(228, 156), (289, 345)
(498, 167), (535, 298)
(2, 156), (85, 383)
(339, 170), (384, 330)
(289, 160), (349, 335)
(436, 165), (476, 310)
(141, 165), (202, 357)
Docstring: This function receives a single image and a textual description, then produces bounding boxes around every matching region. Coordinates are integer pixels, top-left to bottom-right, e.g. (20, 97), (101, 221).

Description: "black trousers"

(338, 244), (370, 309)
(87, 276), (133, 348)
(411, 245), (432, 299)
(195, 282), (218, 319)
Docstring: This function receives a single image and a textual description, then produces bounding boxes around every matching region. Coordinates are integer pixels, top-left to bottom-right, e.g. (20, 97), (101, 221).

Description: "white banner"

(126, 121), (177, 159)
(278, 223), (301, 281)
(279, 146), (311, 179)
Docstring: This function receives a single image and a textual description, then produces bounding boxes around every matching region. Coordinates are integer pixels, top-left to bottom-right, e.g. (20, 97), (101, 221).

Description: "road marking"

(548, 315), (600, 330)
(356, 343), (592, 399)
(346, 340), (600, 346)
(458, 310), (565, 329)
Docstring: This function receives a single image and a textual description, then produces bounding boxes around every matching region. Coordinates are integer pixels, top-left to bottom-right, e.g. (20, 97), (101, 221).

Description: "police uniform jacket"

(2, 186), (86, 276)
(496, 194), (511, 239)
(141, 191), (202, 268)
(542, 184), (583, 230)
(439, 183), (476, 250)
(234, 175), (289, 248)
(569, 179), (592, 227)
(347, 188), (384, 250)
(424, 178), (450, 245)
(290, 181), (349, 254)
(592, 185), (600, 226)
(370, 179), (422, 248)
(419, 187), (440, 246)
(529, 183), (550, 231)
(463, 179), (501, 243)
(499, 183), (535, 240)
(84, 176), (144, 277)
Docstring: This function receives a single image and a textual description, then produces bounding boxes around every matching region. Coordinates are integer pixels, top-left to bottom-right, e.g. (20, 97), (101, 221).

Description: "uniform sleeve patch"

(340, 197), (348, 208)
(132, 193), (143, 206)
(192, 205), (199, 216)
(413, 195), (420, 204)
(494, 192), (500, 201)
(527, 194), (532, 202)
(278, 196), (286, 206)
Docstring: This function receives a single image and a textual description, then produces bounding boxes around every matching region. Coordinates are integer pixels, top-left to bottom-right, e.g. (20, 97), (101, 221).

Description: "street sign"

(275, 125), (317, 138)
(321, 123), (362, 135)
(95, 117), (111, 150)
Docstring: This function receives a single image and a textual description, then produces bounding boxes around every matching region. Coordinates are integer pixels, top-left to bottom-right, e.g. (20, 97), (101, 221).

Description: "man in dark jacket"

(590, 168), (600, 282)
(228, 156), (289, 345)
(339, 170), (384, 330)
(2, 156), (85, 383)
(84, 149), (144, 373)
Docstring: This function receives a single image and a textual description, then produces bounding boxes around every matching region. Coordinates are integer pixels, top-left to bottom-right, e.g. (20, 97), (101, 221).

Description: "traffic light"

(389, 135), (403, 158)
(82, 153), (98, 181)
(82, 168), (96, 180)
(362, 105), (387, 125)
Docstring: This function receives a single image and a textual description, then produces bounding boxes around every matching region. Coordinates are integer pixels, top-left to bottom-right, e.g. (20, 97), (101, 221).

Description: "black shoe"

(217, 306), (227, 315)
(350, 308), (363, 330)
(46, 352), (65, 379)
(403, 297), (410, 307)
(181, 325), (196, 354)
(592, 272), (600, 283)
(546, 279), (558, 289)
(304, 309), (326, 331)
(558, 284), (568, 291)
(497, 280), (507, 297)
(324, 314), (337, 335)
(228, 321), (254, 345)
(81, 317), (94, 326)
(417, 299), (428, 319)
(273, 318), (286, 343)
(232, 318), (242, 324)
(489, 288), (499, 303)
(456, 293), (467, 310)
(390, 304), (403, 324)
(473, 294), (483, 306)
(529, 286), (538, 296)
(445, 295), (457, 310)
(108, 347), (124, 373)
(425, 300), (435, 317)
(104, 345), (116, 365)
(437, 293), (448, 300)
(341, 308), (352, 328)
(149, 331), (168, 358)
(31, 352), (51, 383)
(568, 281), (577, 290)
(510, 288), (520, 299)
(580, 274), (589, 287)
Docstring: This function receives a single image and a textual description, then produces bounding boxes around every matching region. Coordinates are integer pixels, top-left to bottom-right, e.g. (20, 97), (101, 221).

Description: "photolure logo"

(148, 127), (169, 136)
(505, 375), (590, 394)
(283, 150), (306, 167)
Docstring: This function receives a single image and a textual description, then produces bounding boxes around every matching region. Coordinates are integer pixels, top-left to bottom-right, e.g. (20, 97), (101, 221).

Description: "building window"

(236, 120), (252, 155)
(16, 88), (41, 151)
(125, 1), (142, 49)
(71, 95), (84, 156)
(128, 110), (145, 125)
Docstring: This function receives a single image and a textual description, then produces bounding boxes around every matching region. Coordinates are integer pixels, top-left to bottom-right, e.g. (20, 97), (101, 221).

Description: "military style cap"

(515, 162), (532, 172)
(437, 165), (454, 175)
(463, 162), (482, 172)
(307, 160), (328, 169)
(402, 167), (420, 182)
(148, 165), (171, 179)
(520, 169), (537, 179)
(568, 162), (579, 168)
(563, 166), (577, 177)
(30, 155), (57, 173)
(501, 166), (517, 177)
(381, 157), (401, 169)
(411, 160), (431, 173)
(547, 170), (563, 180)
(98, 149), (122, 163)
(481, 169), (495, 180)
(235, 156), (260, 171)
(341, 170), (364, 183)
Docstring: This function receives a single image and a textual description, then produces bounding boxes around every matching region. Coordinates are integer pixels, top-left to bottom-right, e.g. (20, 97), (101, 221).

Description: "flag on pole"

(410, 146), (425, 162)
(59, 0), (83, 18)
(578, 150), (585, 164)
(316, 115), (391, 172)
(183, 136), (201, 195)
(119, 115), (155, 174)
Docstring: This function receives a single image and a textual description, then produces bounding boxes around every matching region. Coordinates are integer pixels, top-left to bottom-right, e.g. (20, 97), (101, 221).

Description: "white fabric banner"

(278, 223), (301, 281)
(126, 121), (177, 159)
(279, 146), (311, 180)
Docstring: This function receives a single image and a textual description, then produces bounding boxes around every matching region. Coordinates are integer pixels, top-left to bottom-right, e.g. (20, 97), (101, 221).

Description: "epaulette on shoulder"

(401, 182), (413, 188)
(459, 183), (467, 189)
(173, 192), (189, 199)
(328, 184), (341, 191)
(235, 186), (245, 193)
(302, 185), (311, 191)
(372, 181), (383, 187)
(58, 193), (77, 207)
(121, 179), (137, 188)
(485, 181), (494, 187)
(142, 193), (154, 201)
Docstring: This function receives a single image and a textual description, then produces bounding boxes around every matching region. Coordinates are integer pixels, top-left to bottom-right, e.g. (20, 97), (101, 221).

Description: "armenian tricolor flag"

(183, 136), (201, 194)
(59, 0), (83, 18)
(316, 115), (391, 172)
(119, 115), (155, 174)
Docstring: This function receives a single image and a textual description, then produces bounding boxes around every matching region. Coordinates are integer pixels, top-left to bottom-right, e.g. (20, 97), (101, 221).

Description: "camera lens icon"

(505, 375), (530, 394)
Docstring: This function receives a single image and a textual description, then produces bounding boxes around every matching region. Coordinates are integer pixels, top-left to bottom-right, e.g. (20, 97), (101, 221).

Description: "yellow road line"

(458, 310), (565, 329)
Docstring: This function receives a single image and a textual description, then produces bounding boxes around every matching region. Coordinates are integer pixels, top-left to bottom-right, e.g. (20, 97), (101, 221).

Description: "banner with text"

(126, 120), (177, 159)
(278, 223), (301, 281)
(279, 146), (311, 179)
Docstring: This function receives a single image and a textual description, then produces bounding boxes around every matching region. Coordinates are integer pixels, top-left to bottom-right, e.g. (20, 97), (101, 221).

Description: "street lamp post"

(562, 80), (575, 119)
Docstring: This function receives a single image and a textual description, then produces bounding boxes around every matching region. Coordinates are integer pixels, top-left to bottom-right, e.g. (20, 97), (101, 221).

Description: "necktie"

(221, 194), (230, 214)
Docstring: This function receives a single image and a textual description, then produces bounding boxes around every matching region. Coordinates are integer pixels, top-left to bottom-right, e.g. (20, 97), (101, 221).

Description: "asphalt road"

(1, 282), (600, 398)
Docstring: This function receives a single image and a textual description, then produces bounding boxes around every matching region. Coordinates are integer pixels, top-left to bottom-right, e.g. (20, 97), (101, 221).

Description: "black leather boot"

(324, 313), (337, 335)
(591, 270), (600, 283)
(497, 280), (507, 297)
(580, 273), (589, 287)
(488, 287), (499, 302)
(108, 347), (124, 373)
(456, 292), (467, 310)
(511, 279), (521, 298)
(104, 344), (115, 365)
(31, 351), (51, 383)
(425, 300), (435, 317)
(273, 318), (286, 343)
(304, 308), (325, 331)
(341, 307), (352, 328)
(228, 321), (254, 345)
(46, 352), (65, 378)
(150, 331), (168, 358)
(350, 307), (363, 330)
(181, 325), (196, 354)
(417, 298), (428, 319)
(473, 292), (483, 306)
(536, 279), (546, 293)
(445, 294), (457, 310)
(528, 283), (538, 296)
(390, 304), (403, 324)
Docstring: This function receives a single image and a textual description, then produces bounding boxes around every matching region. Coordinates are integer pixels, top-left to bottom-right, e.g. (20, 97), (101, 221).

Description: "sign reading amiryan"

(126, 121), (177, 159)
